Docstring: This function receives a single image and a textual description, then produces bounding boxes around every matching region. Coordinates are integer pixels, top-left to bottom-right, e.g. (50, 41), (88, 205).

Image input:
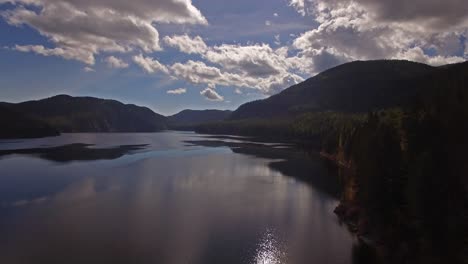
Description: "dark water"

(0, 132), (362, 264)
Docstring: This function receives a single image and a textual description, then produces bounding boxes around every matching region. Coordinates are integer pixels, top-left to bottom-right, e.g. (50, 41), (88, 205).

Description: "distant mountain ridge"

(195, 60), (468, 137)
(0, 95), (234, 138)
(230, 60), (435, 120)
(2, 60), (466, 139)
(2, 95), (167, 133)
(168, 109), (232, 129)
(0, 104), (59, 139)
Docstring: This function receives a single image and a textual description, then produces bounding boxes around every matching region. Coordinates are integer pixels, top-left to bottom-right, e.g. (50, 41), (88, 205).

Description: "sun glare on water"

(254, 229), (286, 264)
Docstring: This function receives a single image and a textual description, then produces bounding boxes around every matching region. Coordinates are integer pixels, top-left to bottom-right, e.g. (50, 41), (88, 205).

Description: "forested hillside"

(230, 60), (434, 120)
(312, 62), (468, 263)
(196, 60), (468, 264)
(0, 105), (59, 138)
(2, 95), (168, 133)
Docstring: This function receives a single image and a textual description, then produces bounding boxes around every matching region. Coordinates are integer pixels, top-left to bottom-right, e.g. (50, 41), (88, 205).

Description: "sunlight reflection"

(254, 229), (286, 264)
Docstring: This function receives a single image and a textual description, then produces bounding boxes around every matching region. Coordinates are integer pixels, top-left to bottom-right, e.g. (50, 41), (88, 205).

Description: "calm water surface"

(0, 132), (361, 264)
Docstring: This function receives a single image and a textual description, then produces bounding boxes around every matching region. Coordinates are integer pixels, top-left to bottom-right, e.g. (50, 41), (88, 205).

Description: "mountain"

(3, 95), (167, 133)
(0, 105), (60, 139)
(168, 109), (232, 129)
(199, 60), (468, 263)
(230, 60), (435, 120)
(196, 60), (467, 138)
(327, 61), (468, 263)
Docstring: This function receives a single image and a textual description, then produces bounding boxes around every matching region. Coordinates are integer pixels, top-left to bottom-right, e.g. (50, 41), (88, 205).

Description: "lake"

(0, 132), (363, 264)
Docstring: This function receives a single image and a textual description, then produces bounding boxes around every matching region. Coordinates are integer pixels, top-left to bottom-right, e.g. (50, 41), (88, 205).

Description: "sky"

(0, 0), (467, 115)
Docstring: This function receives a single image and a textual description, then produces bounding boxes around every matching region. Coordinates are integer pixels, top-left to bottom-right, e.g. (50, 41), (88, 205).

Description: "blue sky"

(0, 0), (466, 115)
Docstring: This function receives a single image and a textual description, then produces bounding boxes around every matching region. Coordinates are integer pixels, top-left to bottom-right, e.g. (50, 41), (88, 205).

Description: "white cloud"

(288, 0), (467, 74)
(170, 60), (224, 86)
(170, 58), (303, 95)
(167, 42), (305, 95)
(133, 54), (168, 74)
(337, 0), (468, 30)
(105, 56), (129, 69)
(14, 44), (95, 64)
(273, 13), (279, 17)
(166, 88), (187, 94)
(265, 20), (272, 26)
(203, 44), (286, 77)
(200, 87), (223, 101)
(274, 35), (281, 46)
(163, 34), (208, 54)
(289, 0), (309, 16)
(136, 0), (466, 99)
(128, 39), (307, 95)
(1, 0), (208, 24)
(83, 66), (95, 72)
(1, 0), (207, 64)
(395, 47), (465, 66)
(201, 43), (304, 94)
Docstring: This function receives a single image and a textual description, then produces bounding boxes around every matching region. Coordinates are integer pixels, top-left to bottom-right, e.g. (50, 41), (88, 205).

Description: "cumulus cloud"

(163, 36), (297, 83)
(288, 0), (467, 74)
(135, 0), (466, 99)
(133, 54), (169, 74)
(170, 60), (225, 86)
(200, 87), (223, 101)
(163, 34), (208, 54)
(170, 43), (304, 95)
(105, 56), (129, 69)
(135, 34), (305, 95)
(1, 0), (207, 64)
(83, 66), (95, 72)
(204, 44), (286, 77)
(349, 0), (467, 30)
(396, 47), (466, 66)
(289, 0), (309, 16)
(167, 88), (187, 94)
(14, 44), (95, 64)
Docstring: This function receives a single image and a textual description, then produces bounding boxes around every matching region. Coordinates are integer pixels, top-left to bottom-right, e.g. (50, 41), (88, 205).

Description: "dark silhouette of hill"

(0, 104), (59, 138)
(196, 60), (468, 263)
(168, 109), (231, 129)
(230, 60), (434, 120)
(3, 95), (167, 133)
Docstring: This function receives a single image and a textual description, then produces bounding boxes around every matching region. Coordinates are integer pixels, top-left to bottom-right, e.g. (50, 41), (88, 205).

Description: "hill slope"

(230, 60), (434, 120)
(4, 95), (167, 133)
(328, 60), (468, 263)
(196, 60), (467, 138)
(0, 105), (60, 138)
(168, 109), (231, 128)
(199, 60), (468, 263)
